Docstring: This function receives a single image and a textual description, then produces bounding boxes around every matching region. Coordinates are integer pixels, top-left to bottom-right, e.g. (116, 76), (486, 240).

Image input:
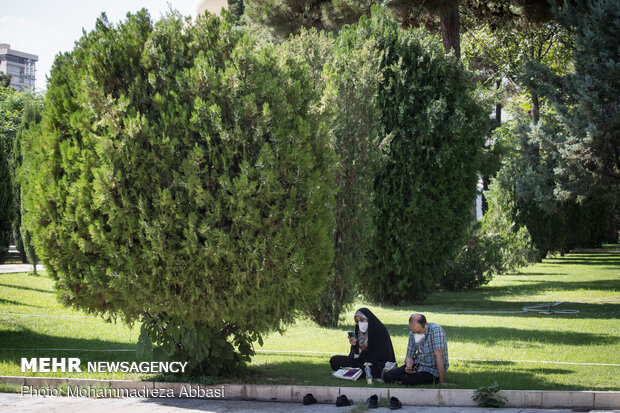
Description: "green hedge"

(22, 10), (334, 375)
(353, 9), (488, 303)
(284, 28), (383, 327)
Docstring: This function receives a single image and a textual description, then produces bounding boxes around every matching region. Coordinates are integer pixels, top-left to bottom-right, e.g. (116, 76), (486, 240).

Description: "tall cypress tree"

(353, 9), (487, 303)
(0, 139), (11, 264)
(14, 96), (42, 271)
(285, 28), (383, 326)
(1, 86), (25, 263)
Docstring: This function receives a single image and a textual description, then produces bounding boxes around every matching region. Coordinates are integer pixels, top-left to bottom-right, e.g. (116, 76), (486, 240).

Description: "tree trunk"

(531, 90), (540, 125)
(495, 81), (502, 127)
(482, 176), (490, 216)
(440, 7), (460, 60)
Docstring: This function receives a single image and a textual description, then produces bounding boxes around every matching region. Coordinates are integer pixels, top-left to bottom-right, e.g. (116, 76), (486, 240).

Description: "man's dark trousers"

(383, 365), (439, 385)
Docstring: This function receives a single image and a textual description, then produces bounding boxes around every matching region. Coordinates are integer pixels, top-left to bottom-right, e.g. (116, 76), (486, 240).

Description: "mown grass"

(0, 246), (618, 390)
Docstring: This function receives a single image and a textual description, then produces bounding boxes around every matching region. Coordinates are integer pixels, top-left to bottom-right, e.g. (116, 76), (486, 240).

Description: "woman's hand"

(348, 336), (357, 346)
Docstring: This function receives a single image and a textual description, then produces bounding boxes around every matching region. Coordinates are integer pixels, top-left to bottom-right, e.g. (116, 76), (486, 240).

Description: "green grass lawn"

(1, 247), (618, 391)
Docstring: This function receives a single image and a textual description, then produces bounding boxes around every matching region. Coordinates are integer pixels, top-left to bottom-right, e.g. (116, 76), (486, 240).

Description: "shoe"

(336, 394), (353, 407)
(302, 393), (317, 405)
(389, 396), (402, 410)
(367, 394), (379, 409)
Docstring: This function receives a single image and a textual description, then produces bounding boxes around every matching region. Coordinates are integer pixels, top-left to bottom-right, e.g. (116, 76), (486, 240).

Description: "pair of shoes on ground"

(303, 393), (401, 409)
(366, 394), (402, 410)
(304, 393), (353, 407)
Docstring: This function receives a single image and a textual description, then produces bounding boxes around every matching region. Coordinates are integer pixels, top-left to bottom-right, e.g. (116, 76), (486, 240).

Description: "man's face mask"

(414, 333), (425, 343)
(358, 321), (369, 332)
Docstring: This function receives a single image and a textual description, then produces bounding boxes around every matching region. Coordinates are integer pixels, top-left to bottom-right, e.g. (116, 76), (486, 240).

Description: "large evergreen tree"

(352, 9), (487, 304)
(248, 6), (488, 303)
(284, 28), (382, 326)
(386, 0), (460, 58)
(526, 0), (619, 203)
(22, 10), (335, 375)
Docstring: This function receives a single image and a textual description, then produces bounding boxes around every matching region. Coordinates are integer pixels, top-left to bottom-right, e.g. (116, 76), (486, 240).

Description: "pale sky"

(0, 1), (219, 91)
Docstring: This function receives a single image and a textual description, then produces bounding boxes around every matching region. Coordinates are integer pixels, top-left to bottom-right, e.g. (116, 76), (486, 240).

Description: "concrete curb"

(2, 376), (618, 409)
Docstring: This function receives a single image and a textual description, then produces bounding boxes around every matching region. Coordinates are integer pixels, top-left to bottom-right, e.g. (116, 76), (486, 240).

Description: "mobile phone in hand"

(347, 331), (356, 339)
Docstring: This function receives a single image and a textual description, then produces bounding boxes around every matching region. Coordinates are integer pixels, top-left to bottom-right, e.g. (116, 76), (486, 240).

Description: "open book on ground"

(332, 367), (363, 381)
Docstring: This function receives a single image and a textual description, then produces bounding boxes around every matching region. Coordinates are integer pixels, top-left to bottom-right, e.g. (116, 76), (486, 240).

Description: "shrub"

(285, 28), (383, 327)
(441, 192), (538, 292)
(22, 10), (334, 375)
(440, 224), (503, 291)
(352, 8), (488, 304)
(480, 179), (537, 271)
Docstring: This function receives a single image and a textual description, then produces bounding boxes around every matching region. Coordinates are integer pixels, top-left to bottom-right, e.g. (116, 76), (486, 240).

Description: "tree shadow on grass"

(544, 256), (620, 267)
(481, 279), (620, 294)
(0, 282), (54, 294)
(326, 320), (618, 346)
(445, 364), (619, 391)
(375, 323), (620, 346)
(0, 297), (44, 307)
(435, 279), (620, 303)
(0, 326), (144, 373)
(431, 301), (619, 319)
(369, 288), (619, 316)
(334, 301), (620, 323)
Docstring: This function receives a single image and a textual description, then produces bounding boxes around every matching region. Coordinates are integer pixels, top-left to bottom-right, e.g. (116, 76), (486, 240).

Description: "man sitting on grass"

(384, 313), (455, 386)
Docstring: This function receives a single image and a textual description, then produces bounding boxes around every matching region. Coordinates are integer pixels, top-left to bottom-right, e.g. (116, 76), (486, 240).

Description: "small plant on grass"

(472, 382), (508, 408)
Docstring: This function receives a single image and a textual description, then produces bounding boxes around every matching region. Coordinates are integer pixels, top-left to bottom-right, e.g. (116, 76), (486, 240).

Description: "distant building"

(0, 44), (38, 92)
(196, 0), (228, 15)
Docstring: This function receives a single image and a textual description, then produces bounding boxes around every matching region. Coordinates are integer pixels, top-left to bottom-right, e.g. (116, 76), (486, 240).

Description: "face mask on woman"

(358, 321), (369, 332)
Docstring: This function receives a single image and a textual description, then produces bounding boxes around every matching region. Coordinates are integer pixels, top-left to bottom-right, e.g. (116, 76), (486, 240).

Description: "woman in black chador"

(329, 308), (396, 379)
